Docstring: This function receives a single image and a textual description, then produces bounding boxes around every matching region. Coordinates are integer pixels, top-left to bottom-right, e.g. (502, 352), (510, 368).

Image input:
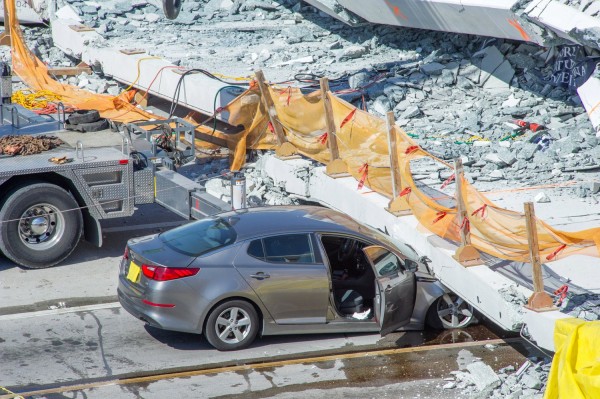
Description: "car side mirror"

(404, 259), (419, 273)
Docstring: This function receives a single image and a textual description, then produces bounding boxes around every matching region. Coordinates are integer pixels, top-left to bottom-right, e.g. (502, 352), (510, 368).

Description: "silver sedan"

(118, 206), (475, 350)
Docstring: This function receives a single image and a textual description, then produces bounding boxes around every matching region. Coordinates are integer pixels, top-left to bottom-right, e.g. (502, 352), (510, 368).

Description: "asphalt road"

(0, 204), (532, 399)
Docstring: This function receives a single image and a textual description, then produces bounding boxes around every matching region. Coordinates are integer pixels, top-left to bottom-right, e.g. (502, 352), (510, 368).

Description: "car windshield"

(358, 225), (420, 261)
(159, 218), (236, 257)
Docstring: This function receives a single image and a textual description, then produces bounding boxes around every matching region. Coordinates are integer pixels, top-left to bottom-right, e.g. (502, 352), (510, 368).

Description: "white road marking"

(0, 302), (121, 321)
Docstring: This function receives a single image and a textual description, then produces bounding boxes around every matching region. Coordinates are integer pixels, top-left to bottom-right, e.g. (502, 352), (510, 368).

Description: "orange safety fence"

(6, 0), (600, 263)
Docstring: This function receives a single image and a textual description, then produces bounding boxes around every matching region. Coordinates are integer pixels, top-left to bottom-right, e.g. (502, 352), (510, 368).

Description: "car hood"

(128, 234), (196, 267)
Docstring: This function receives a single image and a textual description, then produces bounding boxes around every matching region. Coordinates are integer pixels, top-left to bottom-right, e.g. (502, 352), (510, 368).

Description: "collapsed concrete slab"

(0, 1), (43, 24)
(251, 153), (599, 352)
(577, 73), (600, 132)
(50, 17), (245, 119)
(258, 155), (527, 332)
(307, 0), (600, 52)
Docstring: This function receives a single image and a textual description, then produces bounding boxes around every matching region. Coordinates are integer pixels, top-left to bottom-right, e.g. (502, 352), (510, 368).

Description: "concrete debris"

(499, 286), (528, 306)
(1, 0), (595, 204)
(466, 362), (502, 392)
(444, 354), (552, 399)
(534, 192), (551, 203)
(421, 62), (445, 76)
(560, 293), (600, 320)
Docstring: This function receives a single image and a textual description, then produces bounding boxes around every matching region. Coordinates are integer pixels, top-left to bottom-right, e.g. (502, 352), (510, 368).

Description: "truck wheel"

(0, 183), (83, 268)
(163, 0), (181, 19)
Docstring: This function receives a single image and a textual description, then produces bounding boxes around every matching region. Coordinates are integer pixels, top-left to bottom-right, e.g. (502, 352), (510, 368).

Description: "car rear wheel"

(426, 293), (475, 329)
(204, 300), (259, 351)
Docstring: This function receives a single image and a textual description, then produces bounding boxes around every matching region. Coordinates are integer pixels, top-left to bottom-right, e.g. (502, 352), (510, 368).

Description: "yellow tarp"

(6, 0), (600, 263)
(545, 318), (600, 399)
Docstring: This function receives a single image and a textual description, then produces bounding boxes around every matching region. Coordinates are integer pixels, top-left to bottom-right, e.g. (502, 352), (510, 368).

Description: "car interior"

(320, 235), (376, 320)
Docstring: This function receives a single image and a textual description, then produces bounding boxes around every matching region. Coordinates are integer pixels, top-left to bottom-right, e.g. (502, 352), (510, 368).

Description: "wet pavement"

(8, 322), (541, 399)
(20, 336), (541, 399)
(215, 339), (541, 399)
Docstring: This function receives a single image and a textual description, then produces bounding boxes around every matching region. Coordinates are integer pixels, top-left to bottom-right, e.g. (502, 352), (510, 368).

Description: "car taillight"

(141, 265), (200, 281)
(123, 246), (130, 260)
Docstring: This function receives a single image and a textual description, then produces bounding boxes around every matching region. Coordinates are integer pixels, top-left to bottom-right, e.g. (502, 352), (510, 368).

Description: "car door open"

(362, 245), (416, 335)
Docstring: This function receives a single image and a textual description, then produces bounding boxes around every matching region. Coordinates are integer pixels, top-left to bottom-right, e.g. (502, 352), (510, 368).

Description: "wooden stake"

(385, 111), (411, 216)
(48, 62), (93, 77)
(386, 112), (401, 198)
(320, 77), (347, 176)
(254, 70), (297, 158)
(452, 158), (482, 266)
(524, 202), (555, 311)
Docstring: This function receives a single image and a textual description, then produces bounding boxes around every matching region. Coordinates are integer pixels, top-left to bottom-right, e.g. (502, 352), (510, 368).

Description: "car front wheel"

(426, 293), (475, 329)
(204, 300), (259, 351)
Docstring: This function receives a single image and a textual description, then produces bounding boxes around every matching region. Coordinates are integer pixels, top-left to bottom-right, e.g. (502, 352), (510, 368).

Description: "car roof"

(216, 205), (366, 241)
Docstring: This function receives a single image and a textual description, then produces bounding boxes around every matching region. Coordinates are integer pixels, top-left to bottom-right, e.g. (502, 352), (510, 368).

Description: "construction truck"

(0, 113), (236, 269)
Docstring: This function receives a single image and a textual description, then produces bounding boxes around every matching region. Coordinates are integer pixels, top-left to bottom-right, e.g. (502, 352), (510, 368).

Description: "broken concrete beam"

(0, 0), (43, 24)
(51, 17), (242, 119)
(525, 0), (600, 47)
(577, 73), (600, 132)
(302, 0), (363, 25)
(51, 19), (103, 59)
(324, 0), (544, 44)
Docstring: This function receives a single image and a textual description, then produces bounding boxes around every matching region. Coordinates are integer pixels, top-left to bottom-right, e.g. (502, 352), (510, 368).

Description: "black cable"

(168, 69), (249, 119)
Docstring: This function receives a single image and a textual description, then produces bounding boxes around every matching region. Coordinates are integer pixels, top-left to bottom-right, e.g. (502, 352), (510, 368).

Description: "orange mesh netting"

(8, 1), (153, 123)
(7, 0), (599, 262)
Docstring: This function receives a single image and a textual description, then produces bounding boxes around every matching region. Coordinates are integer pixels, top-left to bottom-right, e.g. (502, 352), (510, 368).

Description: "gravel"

(442, 351), (553, 399)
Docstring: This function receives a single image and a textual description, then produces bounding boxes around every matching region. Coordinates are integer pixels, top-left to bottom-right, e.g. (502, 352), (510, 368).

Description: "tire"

(426, 293), (475, 329)
(74, 119), (109, 133)
(0, 183), (83, 268)
(66, 110), (100, 125)
(65, 119), (109, 133)
(204, 300), (259, 351)
(163, 0), (181, 19)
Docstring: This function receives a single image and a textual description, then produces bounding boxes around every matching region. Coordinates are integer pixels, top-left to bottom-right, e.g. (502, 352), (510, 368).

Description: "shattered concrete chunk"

(420, 62), (445, 76)
(499, 286), (528, 305)
(534, 192), (551, 203)
(400, 105), (421, 119)
(341, 45), (368, 59)
(465, 362), (501, 392)
(349, 71), (371, 89)
(371, 96), (392, 115)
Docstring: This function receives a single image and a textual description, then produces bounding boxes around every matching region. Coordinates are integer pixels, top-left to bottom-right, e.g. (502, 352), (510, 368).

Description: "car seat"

(335, 289), (364, 315)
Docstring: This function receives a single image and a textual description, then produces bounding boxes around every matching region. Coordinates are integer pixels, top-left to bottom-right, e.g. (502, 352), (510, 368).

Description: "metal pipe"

(230, 172), (247, 210)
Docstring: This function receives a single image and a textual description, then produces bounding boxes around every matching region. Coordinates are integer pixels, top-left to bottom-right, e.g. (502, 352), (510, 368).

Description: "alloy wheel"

(436, 293), (474, 328)
(214, 306), (252, 344)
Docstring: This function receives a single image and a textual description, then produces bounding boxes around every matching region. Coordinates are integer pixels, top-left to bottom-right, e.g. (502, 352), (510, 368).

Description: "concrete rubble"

(443, 349), (552, 399)
(0, 0), (592, 291)
(560, 293), (600, 320)
(8, 3), (599, 160)
(0, 2), (596, 396)
(14, 0), (594, 199)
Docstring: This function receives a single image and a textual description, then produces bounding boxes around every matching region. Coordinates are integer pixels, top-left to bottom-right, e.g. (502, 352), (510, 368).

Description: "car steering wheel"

(337, 239), (357, 263)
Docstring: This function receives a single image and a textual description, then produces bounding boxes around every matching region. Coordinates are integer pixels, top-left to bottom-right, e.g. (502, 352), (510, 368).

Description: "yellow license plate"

(126, 261), (141, 283)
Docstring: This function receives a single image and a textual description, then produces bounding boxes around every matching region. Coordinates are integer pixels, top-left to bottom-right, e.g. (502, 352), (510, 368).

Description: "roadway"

(0, 204), (538, 398)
